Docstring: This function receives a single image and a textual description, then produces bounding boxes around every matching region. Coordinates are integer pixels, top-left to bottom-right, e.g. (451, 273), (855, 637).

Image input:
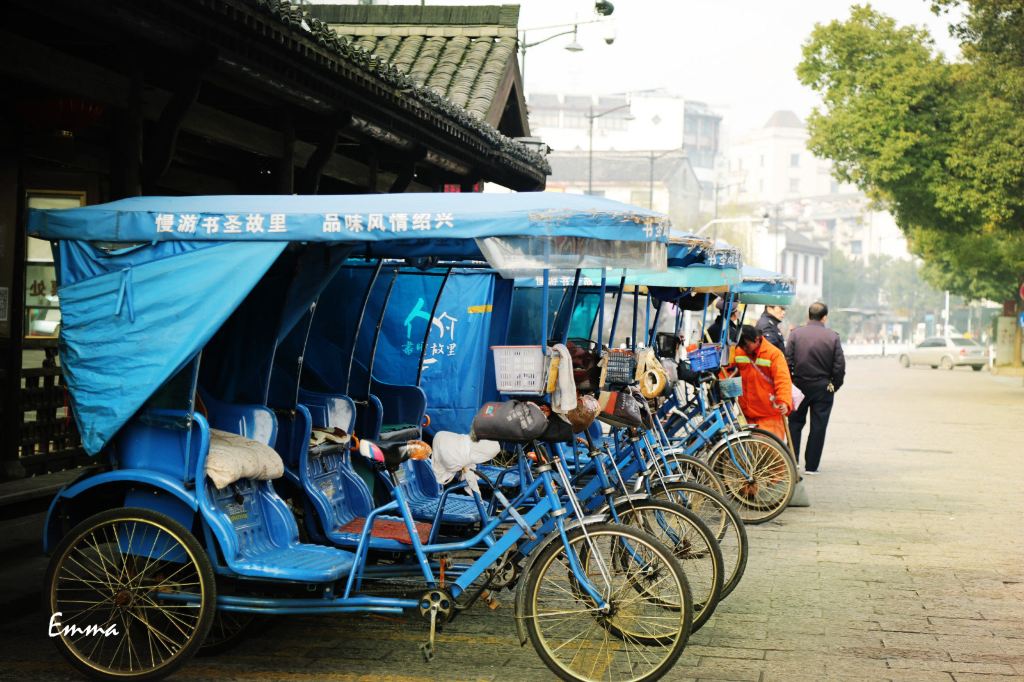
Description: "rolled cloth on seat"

(206, 428), (285, 489)
(431, 431), (501, 495)
(550, 343), (578, 413)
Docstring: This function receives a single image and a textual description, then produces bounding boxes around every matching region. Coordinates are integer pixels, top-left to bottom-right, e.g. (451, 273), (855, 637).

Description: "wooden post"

(112, 61), (143, 198)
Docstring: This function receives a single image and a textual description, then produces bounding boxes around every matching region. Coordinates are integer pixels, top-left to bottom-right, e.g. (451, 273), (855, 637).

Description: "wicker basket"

(605, 349), (637, 387)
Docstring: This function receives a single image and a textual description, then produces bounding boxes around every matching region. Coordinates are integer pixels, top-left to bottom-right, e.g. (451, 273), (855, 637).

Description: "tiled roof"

(307, 5), (521, 124)
(252, 1), (547, 177)
(764, 110), (804, 129)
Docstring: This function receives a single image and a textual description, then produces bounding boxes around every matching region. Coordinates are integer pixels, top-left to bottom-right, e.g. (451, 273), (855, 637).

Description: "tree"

(797, 3), (1023, 364)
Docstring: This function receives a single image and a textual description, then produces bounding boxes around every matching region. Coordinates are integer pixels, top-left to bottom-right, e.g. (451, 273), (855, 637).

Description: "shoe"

(803, 470), (819, 476)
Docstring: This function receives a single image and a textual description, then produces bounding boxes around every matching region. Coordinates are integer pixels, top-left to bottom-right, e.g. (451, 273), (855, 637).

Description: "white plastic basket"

(492, 345), (547, 394)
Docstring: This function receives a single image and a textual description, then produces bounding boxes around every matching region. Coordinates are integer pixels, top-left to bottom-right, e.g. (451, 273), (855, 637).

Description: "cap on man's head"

(715, 297), (725, 312)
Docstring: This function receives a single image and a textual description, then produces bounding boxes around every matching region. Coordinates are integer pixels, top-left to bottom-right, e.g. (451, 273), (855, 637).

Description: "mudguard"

(43, 470), (198, 554)
(512, 514), (608, 646)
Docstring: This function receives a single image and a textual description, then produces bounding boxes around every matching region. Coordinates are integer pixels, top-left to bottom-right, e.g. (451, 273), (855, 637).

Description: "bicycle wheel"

(523, 523), (691, 682)
(656, 453), (725, 496)
(707, 434), (796, 524)
(649, 481), (748, 600)
(45, 507), (216, 681)
(612, 499), (723, 632)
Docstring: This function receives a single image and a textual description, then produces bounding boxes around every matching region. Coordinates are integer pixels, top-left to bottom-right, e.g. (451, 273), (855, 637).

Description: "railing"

(9, 339), (87, 479)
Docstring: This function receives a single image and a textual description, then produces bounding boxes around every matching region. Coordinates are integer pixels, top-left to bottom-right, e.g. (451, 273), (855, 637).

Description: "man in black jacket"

(785, 302), (845, 473)
(755, 304), (787, 353)
(706, 297), (740, 346)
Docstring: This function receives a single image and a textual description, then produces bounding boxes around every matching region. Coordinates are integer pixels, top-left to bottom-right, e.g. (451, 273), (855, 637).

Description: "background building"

(528, 90), (722, 215)
(721, 110), (910, 266)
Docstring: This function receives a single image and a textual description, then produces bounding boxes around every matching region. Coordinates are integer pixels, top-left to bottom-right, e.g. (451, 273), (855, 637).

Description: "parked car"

(899, 336), (987, 370)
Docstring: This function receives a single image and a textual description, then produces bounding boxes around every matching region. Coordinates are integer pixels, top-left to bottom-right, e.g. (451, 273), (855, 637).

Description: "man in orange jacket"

(731, 325), (793, 441)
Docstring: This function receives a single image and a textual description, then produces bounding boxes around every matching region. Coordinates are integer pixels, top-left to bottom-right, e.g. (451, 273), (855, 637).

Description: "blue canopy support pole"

(289, 300), (319, 407)
(416, 266), (452, 386)
(674, 305), (682, 336)
(367, 268), (400, 388)
(735, 291), (747, 327)
(183, 354), (201, 488)
(649, 300), (662, 347)
(631, 287), (639, 351)
(540, 270), (549, 347)
(699, 292), (710, 344)
(597, 271), (607, 345)
(608, 275), (626, 348)
(345, 260), (384, 395)
(560, 269), (582, 344)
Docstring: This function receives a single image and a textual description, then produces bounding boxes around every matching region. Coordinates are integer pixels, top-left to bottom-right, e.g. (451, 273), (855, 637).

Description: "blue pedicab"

(33, 193), (697, 682)
(654, 264), (799, 523)
(502, 240), (751, 600)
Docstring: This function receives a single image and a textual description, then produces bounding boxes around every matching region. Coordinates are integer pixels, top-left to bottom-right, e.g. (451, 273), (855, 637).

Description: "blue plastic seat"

(400, 459), (481, 525)
(199, 393), (357, 583)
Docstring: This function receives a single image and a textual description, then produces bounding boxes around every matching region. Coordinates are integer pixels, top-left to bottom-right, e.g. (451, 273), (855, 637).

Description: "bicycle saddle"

(358, 439), (431, 472)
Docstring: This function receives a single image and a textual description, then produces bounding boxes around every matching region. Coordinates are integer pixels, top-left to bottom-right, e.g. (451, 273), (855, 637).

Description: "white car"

(899, 336), (987, 371)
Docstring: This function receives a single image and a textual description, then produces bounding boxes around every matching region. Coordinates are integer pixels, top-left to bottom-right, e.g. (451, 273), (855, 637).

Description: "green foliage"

(797, 3), (1024, 304)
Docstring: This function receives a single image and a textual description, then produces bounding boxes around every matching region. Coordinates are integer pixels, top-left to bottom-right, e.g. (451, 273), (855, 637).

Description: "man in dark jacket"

(755, 304), (787, 353)
(705, 297), (740, 346)
(785, 302), (845, 473)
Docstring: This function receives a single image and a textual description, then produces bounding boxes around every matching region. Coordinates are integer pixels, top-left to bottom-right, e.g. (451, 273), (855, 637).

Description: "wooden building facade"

(0, 0), (546, 483)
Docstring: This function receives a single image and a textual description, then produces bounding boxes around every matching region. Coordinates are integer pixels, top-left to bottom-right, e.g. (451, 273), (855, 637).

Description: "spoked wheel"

(707, 435), (796, 524)
(656, 453), (725, 496)
(45, 508), (216, 681)
(199, 611), (274, 656)
(523, 523), (692, 682)
(649, 482), (748, 600)
(612, 499), (723, 632)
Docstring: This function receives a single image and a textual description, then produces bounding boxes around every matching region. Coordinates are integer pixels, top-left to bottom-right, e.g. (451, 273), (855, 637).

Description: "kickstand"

(420, 603), (438, 662)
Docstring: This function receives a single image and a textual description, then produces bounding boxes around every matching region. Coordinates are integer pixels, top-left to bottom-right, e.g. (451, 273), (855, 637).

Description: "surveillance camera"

(595, 0), (614, 17)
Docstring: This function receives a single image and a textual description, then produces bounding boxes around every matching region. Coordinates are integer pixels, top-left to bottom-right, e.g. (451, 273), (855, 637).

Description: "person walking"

(785, 302), (846, 474)
(755, 304), (787, 353)
(731, 325), (793, 442)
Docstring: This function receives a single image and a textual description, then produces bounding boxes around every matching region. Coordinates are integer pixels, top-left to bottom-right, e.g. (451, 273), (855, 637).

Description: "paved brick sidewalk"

(0, 360), (1021, 680)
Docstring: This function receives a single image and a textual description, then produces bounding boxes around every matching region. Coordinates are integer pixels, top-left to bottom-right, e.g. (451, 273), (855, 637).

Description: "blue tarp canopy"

(36, 193), (671, 455)
(29, 193), (670, 246)
(734, 266), (796, 304)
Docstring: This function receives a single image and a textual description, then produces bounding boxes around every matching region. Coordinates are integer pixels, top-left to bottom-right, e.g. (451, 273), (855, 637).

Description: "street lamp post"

(647, 148), (680, 210)
(587, 102), (632, 195)
(519, 18), (609, 85)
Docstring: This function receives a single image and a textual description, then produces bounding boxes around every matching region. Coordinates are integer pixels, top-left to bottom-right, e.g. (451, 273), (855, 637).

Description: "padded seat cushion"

(206, 428), (284, 489)
(338, 516), (431, 545)
(378, 423), (420, 443)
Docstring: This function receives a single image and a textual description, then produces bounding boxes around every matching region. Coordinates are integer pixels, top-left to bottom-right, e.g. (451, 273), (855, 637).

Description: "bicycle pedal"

(482, 589), (501, 610)
(419, 641), (434, 662)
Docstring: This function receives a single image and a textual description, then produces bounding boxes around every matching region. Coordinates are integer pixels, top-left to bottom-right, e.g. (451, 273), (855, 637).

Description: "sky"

(308, 0), (963, 141)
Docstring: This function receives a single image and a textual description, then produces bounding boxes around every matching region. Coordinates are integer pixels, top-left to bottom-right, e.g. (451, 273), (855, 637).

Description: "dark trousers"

(788, 384), (835, 471)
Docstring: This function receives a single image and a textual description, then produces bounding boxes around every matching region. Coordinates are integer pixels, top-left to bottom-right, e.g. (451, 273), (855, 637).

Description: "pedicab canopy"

(733, 266), (796, 305)
(28, 193), (670, 455)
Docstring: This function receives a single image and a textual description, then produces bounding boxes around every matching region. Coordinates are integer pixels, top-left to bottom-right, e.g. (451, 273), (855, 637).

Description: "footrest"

(338, 516), (432, 545)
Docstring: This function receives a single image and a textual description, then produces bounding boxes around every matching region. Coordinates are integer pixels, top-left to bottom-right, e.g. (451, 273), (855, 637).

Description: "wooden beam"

(143, 53), (213, 191)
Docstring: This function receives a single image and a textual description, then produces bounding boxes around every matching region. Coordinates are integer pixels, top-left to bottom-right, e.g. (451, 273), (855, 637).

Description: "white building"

(528, 90), (722, 213)
(722, 111), (910, 266)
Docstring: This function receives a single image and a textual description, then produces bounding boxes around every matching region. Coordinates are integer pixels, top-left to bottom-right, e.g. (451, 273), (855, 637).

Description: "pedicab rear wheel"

(523, 523), (691, 682)
(707, 434), (796, 524)
(46, 508), (216, 681)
